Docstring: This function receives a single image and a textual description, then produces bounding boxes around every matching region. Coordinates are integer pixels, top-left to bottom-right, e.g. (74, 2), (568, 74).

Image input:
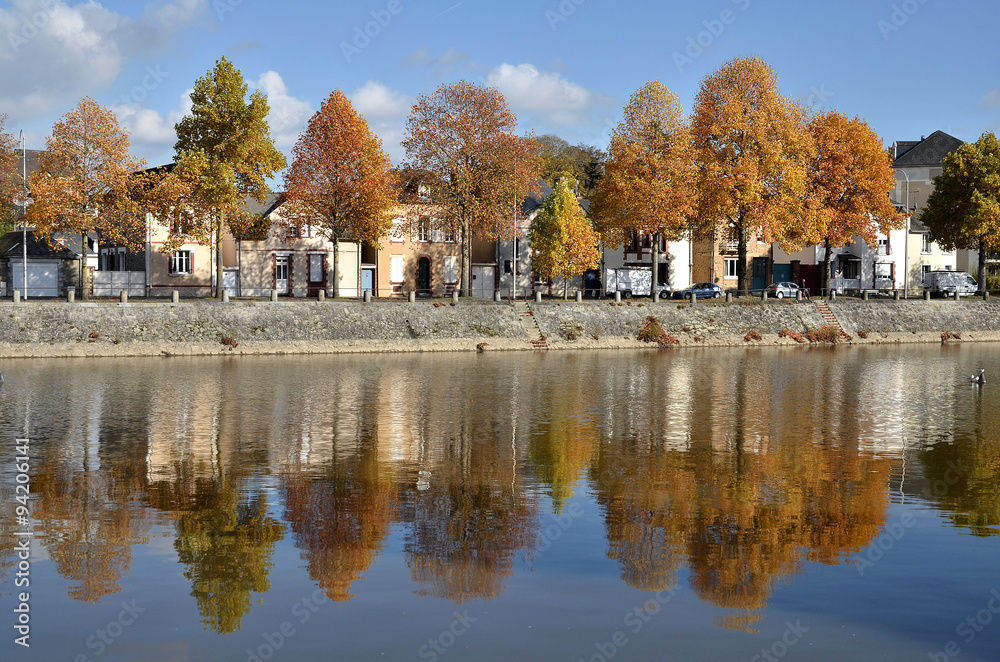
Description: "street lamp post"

(19, 131), (26, 300)
(900, 170), (910, 298)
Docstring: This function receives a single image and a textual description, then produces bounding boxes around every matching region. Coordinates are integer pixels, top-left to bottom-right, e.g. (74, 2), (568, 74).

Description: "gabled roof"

(245, 192), (282, 217)
(15, 149), (42, 184)
(893, 131), (964, 167)
(521, 180), (552, 215)
(0, 230), (78, 259)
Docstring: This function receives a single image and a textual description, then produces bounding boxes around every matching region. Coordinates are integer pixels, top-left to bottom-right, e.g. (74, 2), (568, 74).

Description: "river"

(1, 346), (999, 661)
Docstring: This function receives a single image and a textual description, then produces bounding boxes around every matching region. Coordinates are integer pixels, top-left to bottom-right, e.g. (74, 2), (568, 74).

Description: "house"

(234, 194), (361, 298)
(604, 230), (694, 297)
(495, 182), (550, 299)
(377, 203), (461, 298)
(892, 131), (974, 293)
(0, 230), (82, 297)
(692, 227), (771, 294)
(772, 228), (907, 295)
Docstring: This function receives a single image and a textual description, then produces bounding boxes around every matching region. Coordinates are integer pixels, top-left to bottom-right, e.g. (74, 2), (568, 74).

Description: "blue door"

(752, 257), (768, 293)
(773, 263), (791, 284)
(361, 268), (374, 295)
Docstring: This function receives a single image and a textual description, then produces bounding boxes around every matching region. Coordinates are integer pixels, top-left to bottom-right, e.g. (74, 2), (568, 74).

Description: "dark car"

(763, 282), (809, 299)
(672, 282), (723, 300)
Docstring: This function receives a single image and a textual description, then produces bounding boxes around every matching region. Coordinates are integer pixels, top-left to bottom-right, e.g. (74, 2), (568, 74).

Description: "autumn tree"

(25, 98), (145, 296)
(800, 112), (903, 295)
(403, 81), (540, 297)
(590, 80), (698, 294)
(0, 115), (20, 232)
(691, 57), (813, 294)
(155, 57), (285, 299)
(921, 132), (1000, 293)
(534, 134), (606, 198)
(283, 90), (395, 298)
(529, 178), (600, 298)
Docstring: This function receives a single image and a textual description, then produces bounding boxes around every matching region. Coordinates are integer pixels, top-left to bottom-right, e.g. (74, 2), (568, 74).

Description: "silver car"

(764, 282), (809, 299)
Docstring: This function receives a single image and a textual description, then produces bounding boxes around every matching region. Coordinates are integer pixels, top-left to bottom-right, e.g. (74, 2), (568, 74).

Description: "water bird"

(970, 369), (986, 385)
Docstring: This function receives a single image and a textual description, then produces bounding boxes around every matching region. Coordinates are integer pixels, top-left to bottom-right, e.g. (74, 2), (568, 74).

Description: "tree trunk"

(563, 276), (568, 300)
(332, 234), (340, 299)
(652, 232), (660, 296)
(737, 224), (749, 296)
(822, 237), (833, 296)
(979, 236), (988, 293)
(460, 219), (471, 297)
(215, 221), (224, 300)
(80, 231), (88, 300)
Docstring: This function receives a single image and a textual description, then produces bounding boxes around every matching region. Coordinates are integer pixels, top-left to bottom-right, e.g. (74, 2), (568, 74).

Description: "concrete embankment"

(0, 297), (998, 358)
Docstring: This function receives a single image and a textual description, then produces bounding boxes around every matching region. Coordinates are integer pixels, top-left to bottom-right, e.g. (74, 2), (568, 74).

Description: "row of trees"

(2, 55), (996, 299)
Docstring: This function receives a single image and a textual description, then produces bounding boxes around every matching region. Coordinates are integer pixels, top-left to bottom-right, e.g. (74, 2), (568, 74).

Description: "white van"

(922, 270), (978, 297)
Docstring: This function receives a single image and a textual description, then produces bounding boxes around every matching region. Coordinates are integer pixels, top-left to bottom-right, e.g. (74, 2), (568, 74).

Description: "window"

(391, 217), (406, 243)
(878, 238), (890, 255)
(724, 257), (737, 279)
(390, 254), (405, 283)
(443, 225), (457, 243)
(101, 248), (126, 271)
(445, 256), (458, 284)
(287, 223), (314, 239)
(170, 250), (192, 275)
(418, 184), (431, 201)
(921, 234), (931, 254)
(412, 215), (430, 242)
(842, 260), (860, 280)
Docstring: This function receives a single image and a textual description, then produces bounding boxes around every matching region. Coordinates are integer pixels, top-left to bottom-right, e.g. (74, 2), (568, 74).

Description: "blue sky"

(1, 0), (998, 176)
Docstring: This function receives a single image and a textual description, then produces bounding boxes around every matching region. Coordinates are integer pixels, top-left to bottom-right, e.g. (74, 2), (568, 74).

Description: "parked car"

(605, 267), (671, 298)
(672, 282), (723, 300)
(763, 282), (810, 299)
(922, 270), (977, 297)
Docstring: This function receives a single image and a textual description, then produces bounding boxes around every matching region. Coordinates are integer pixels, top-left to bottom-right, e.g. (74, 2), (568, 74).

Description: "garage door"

(11, 259), (60, 297)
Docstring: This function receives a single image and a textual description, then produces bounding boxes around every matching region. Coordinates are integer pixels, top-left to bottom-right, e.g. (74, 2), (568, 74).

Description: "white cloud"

(249, 71), (313, 151)
(981, 88), (1000, 110)
(0, 0), (207, 122)
(351, 81), (411, 164)
(112, 89), (192, 163)
(485, 63), (614, 127)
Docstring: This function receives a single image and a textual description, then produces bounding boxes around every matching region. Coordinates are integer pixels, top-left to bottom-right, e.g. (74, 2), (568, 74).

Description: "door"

(11, 259), (60, 297)
(773, 263), (791, 284)
(275, 255), (290, 295)
(223, 268), (239, 297)
(471, 265), (494, 298)
(752, 257), (767, 293)
(361, 268), (374, 296)
(417, 257), (431, 296)
(307, 254), (325, 296)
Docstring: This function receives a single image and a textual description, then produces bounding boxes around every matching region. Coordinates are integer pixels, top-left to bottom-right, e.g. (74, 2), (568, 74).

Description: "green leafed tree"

(528, 178), (600, 298)
(534, 134), (606, 199)
(154, 57), (286, 298)
(921, 132), (1000, 293)
(590, 80), (698, 294)
(282, 90), (396, 298)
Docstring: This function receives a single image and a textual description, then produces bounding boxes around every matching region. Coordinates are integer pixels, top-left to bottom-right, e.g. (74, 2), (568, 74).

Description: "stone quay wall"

(0, 296), (997, 358)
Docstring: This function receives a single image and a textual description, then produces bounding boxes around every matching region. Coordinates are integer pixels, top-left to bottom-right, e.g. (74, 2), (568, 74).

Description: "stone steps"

(514, 301), (548, 350)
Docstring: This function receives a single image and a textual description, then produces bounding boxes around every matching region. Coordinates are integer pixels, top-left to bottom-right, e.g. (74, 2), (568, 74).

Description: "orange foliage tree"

(691, 57), (812, 294)
(802, 111), (903, 294)
(528, 178), (600, 298)
(403, 81), (539, 296)
(0, 115), (20, 229)
(26, 98), (145, 295)
(283, 90), (395, 298)
(590, 80), (698, 293)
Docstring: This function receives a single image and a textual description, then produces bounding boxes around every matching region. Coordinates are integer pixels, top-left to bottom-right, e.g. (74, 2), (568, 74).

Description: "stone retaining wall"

(0, 297), (998, 358)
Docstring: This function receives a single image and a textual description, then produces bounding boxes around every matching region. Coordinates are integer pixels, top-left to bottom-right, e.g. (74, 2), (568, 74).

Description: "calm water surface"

(1, 346), (999, 661)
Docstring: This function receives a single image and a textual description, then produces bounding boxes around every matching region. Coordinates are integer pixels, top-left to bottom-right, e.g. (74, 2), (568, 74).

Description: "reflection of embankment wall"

(0, 298), (999, 357)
